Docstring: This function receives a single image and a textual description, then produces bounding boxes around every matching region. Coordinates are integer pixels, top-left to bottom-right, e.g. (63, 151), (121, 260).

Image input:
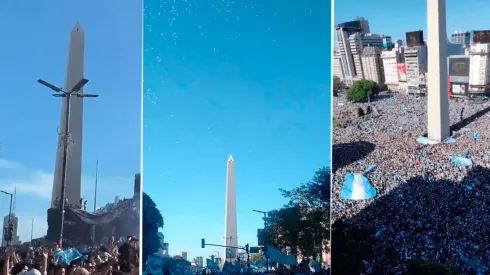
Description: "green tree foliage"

(404, 257), (460, 275)
(346, 80), (380, 102)
(143, 192), (164, 266)
(250, 253), (264, 263)
(333, 76), (346, 97)
(262, 167), (330, 259)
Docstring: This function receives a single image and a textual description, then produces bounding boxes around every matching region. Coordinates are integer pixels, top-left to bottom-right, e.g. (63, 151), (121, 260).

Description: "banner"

(397, 63), (407, 82)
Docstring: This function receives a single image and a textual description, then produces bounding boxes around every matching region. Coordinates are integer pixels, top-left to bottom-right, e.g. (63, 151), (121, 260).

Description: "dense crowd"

(332, 92), (490, 274)
(0, 236), (139, 275)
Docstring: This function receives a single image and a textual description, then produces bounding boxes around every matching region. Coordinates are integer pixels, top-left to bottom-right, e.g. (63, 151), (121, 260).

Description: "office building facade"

(469, 43), (490, 94)
(451, 31), (472, 46)
(362, 46), (384, 83)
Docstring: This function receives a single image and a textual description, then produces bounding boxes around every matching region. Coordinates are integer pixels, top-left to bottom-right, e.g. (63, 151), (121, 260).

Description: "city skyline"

(334, 0), (490, 43)
(0, 0), (141, 241)
(143, 0), (331, 260)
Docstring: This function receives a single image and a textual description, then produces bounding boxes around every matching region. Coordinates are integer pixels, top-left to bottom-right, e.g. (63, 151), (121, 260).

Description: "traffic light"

(201, 238), (205, 248)
(244, 244), (249, 254)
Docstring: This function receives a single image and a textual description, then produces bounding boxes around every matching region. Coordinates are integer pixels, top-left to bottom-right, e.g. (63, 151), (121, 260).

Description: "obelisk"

(427, 0), (450, 141)
(51, 22), (85, 208)
(224, 155), (238, 262)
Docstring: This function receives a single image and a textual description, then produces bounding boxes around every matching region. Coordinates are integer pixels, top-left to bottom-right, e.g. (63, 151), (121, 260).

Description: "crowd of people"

(0, 236), (139, 275)
(332, 92), (490, 274)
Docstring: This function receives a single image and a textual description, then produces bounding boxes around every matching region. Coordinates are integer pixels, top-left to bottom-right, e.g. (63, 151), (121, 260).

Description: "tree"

(250, 253), (264, 264)
(263, 167), (331, 259)
(142, 192), (164, 266)
(346, 80), (380, 102)
(333, 76), (346, 97)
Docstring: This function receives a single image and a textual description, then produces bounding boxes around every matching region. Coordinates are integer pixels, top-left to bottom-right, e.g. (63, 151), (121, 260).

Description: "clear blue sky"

(335, 0), (490, 43)
(143, 0), (331, 261)
(0, 1), (141, 242)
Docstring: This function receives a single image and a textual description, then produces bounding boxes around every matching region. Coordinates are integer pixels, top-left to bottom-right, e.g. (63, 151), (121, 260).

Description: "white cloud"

(0, 158), (136, 243)
(16, 217), (48, 242)
(0, 159), (135, 201)
(0, 159), (23, 170)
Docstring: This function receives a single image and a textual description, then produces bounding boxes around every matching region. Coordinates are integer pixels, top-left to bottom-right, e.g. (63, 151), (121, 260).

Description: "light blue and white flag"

(340, 166), (377, 200)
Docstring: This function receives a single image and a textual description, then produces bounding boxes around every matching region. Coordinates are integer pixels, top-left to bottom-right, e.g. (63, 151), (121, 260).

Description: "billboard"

(451, 82), (469, 96)
(397, 63), (407, 82)
(473, 30), (490, 44)
(406, 30), (424, 47)
(449, 57), (470, 77)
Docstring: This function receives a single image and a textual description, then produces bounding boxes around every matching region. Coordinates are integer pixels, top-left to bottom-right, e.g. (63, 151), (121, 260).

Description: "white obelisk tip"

(72, 21), (84, 33)
(228, 155), (234, 162)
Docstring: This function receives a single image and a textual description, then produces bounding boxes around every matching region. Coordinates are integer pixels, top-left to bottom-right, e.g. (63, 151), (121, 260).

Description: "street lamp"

(252, 209), (269, 272)
(37, 78), (98, 248)
(1, 190), (13, 246)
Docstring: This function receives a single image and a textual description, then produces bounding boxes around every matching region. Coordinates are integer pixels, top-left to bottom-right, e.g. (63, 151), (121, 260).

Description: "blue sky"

(143, 0), (331, 261)
(335, 0), (490, 43)
(0, 1), (141, 242)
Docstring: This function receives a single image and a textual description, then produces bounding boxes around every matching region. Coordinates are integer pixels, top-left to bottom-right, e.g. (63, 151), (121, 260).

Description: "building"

(404, 45), (428, 93)
(447, 55), (470, 97)
(383, 36), (393, 50)
(361, 46), (384, 83)
(349, 33), (366, 80)
(134, 173), (141, 196)
(381, 47), (403, 87)
(2, 215), (20, 246)
(196, 256), (204, 267)
(180, 252), (188, 261)
(224, 155), (238, 262)
(162, 242), (169, 256)
(335, 18), (370, 86)
(333, 49), (345, 80)
(451, 31), (472, 46)
(51, 23), (86, 208)
(469, 43), (490, 94)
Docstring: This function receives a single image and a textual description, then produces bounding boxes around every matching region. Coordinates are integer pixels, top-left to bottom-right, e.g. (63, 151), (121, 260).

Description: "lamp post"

(252, 209), (269, 272)
(37, 78), (98, 247)
(1, 190), (13, 246)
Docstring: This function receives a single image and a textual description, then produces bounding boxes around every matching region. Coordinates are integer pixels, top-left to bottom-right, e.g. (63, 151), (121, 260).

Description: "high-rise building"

(2, 215), (20, 246)
(451, 31), (472, 46)
(335, 18), (370, 86)
(382, 46), (404, 87)
(333, 49), (345, 80)
(162, 242), (169, 256)
(362, 33), (384, 48)
(51, 22), (86, 208)
(224, 155), (238, 262)
(180, 252), (188, 261)
(196, 256), (204, 267)
(405, 44), (428, 93)
(383, 36), (394, 50)
(361, 46), (384, 83)
(469, 43), (490, 94)
(348, 33), (366, 80)
(134, 173), (141, 197)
